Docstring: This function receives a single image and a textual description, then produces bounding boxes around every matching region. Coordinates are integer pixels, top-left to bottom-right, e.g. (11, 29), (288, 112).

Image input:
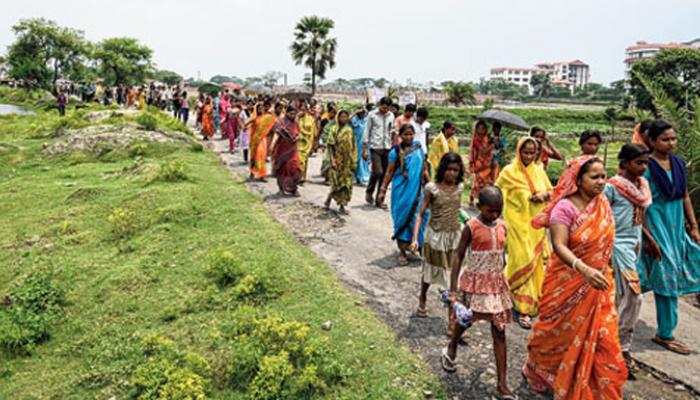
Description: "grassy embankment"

(0, 88), (444, 399)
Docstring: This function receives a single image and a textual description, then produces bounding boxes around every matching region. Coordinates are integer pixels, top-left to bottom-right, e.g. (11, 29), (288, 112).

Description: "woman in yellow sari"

(247, 103), (276, 181)
(524, 156), (627, 399)
(495, 137), (552, 329)
(296, 103), (317, 182)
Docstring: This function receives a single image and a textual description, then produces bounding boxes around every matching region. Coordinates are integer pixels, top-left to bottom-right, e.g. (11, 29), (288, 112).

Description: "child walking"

(410, 152), (465, 318)
(441, 186), (516, 400)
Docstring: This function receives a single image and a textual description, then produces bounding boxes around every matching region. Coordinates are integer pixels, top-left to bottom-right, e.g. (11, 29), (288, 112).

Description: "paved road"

(204, 136), (699, 400)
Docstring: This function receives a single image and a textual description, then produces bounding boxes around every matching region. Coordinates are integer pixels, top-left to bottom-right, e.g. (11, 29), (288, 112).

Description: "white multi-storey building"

(490, 59), (590, 94)
(624, 40), (700, 78)
(535, 60), (590, 90)
(489, 67), (549, 94)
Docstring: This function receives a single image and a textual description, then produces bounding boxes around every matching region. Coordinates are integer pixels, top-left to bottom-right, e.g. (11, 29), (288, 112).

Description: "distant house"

(489, 59), (590, 94)
(535, 60), (590, 90)
(624, 39), (700, 78)
(489, 67), (548, 94)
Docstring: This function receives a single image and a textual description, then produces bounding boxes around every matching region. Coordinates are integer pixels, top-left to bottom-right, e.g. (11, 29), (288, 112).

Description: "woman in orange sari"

(630, 119), (651, 149)
(201, 97), (215, 140)
(469, 120), (494, 206)
(247, 102), (276, 181)
(524, 156), (627, 399)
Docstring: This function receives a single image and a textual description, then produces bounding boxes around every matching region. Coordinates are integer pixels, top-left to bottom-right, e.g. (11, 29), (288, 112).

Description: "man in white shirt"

(412, 107), (430, 153)
(362, 96), (395, 208)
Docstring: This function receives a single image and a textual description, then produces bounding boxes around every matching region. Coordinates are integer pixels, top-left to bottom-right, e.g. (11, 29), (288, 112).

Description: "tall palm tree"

(290, 16), (337, 96)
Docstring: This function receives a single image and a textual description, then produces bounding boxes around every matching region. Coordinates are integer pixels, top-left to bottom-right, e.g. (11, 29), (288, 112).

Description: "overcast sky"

(2, 0), (698, 85)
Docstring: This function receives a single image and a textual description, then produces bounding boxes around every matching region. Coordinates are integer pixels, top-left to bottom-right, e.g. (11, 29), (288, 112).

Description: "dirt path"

(204, 136), (697, 400)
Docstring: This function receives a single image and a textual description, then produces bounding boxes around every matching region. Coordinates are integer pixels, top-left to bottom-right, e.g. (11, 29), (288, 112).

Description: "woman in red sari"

(524, 156), (627, 399)
(469, 120), (494, 206)
(271, 106), (302, 196)
(246, 102), (276, 181)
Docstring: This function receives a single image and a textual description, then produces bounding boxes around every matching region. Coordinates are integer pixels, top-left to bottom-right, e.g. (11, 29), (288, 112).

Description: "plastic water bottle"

(453, 301), (473, 328)
(440, 289), (451, 306)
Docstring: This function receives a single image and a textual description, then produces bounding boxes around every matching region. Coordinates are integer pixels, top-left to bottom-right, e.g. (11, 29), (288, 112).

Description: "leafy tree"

(152, 69), (182, 86)
(261, 71), (284, 87)
(637, 73), (700, 209)
(629, 49), (700, 112)
(530, 73), (552, 97)
(444, 82), (477, 106)
(210, 75), (245, 85)
(6, 18), (88, 90)
(0, 55), (7, 76)
(290, 16), (337, 96)
(478, 79), (528, 99)
(549, 85), (572, 98)
(93, 37), (153, 86)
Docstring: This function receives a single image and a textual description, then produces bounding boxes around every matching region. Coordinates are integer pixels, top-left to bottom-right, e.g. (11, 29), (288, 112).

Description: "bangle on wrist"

(572, 258), (581, 271)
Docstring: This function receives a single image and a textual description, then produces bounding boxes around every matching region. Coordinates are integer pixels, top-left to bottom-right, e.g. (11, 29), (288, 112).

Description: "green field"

(424, 106), (614, 136)
(0, 98), (443, 399)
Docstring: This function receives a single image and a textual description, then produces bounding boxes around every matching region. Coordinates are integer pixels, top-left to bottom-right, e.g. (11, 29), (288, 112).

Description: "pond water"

(0, 104), (35, 115)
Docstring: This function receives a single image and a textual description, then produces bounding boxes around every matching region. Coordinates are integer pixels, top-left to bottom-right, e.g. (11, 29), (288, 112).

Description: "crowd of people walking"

(58, 83), (699, 399)
(210, 91), (699, 399)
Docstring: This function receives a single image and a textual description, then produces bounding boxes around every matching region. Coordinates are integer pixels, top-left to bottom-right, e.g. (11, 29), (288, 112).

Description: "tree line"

(1, 18), (157, 92)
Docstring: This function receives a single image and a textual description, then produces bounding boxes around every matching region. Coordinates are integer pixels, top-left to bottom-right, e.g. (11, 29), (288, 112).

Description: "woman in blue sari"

(351, 107), (371, 185)
(378, 124), (430, 266)
(640, 119), (700, 355)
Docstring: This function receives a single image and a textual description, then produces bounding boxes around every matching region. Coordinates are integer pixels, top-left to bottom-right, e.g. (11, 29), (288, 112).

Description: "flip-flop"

(517, 314), (532, 330)
(651, 336), (691, 355)
(441, 347), (457, 373)
(495, 394), (519, 400)
(398, 256), (409, 266)
(415, 307), (428, 318)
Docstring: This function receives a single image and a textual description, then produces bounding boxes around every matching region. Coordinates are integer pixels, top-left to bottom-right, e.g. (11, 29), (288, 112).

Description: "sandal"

(441, 347), (457, 373)
(517, 314), (532, 330)
(376, 202), (388, 210)
(415, 307), (428, 318)
(651, 335), (691, 355)
(398, 255), (409, 266)
(495, 393), (519, 400)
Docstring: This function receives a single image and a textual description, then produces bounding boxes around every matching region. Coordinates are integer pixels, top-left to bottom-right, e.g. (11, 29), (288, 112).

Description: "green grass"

(0, 100), (443, 398)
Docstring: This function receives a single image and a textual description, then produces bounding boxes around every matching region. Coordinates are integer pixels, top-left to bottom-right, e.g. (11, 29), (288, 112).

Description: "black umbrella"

(476, 109), (529, 131)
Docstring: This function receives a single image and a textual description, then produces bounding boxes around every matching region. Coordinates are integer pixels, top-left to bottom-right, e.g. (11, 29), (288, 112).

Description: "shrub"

(190, 143), (204, 152)
(108, 207), (138, 239)
(227, 316), (345, 399)
(205, 248), (243, 286)
(136, 113), (158, 131)
(0, 270), (64, 353)
(232, 274), (274, 305)
(130, 334), (210, 400)
(129, 143), (148, 157)
(157, 160), (188, 182)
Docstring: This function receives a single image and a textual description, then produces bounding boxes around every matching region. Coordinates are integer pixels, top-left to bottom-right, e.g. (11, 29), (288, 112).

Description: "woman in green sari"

(325, 110), (357, 215)
(296, 103), (317, 182)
